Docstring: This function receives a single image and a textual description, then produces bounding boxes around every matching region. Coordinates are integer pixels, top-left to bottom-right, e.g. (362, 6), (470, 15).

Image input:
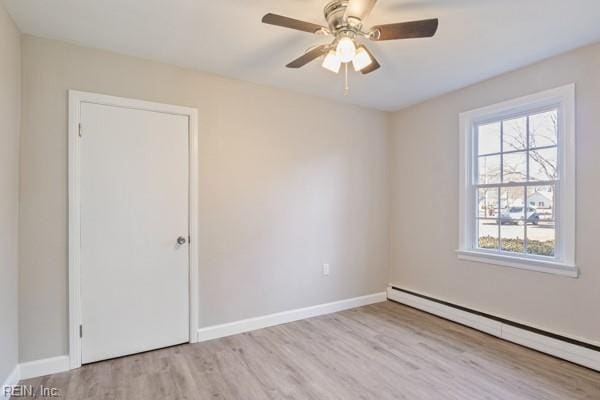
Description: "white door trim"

(68, 90), (199, 370)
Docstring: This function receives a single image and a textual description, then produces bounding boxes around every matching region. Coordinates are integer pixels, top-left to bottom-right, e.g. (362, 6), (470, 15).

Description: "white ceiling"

(4, 0), (600, 111)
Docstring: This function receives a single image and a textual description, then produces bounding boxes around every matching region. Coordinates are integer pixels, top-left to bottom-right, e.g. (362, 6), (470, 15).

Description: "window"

(458, 85), (576, 277)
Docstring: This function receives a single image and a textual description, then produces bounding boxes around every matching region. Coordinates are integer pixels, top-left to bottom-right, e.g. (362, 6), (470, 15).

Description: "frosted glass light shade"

(322, 50), (341, 73)
(352, 46), (373, 72)
(336, 37), (356, 63)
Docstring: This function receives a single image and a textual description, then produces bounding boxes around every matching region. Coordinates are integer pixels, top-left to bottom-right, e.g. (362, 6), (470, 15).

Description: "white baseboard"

(387, 286), (600, 372)
(10, 293), (386, 382)
(196, 292), (387, 342)
(2, 365), (20, 399)
(18, 356), (70, 381)
(2, 356), (70, 397)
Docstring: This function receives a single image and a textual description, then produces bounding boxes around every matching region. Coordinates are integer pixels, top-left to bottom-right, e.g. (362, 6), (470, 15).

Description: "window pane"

(478, 122), (501, 155)
(527, 221), (555, 257)
(503, 152), (527, 183)
(529, 147), (557, 181)
(478, 155), (501, 184)
(501, 224), (525, 253)
(500, 186), (524, 222)
(477, 188), (498, 218)
(529, 110), (558, 149)
(477, 219), (498, 250)
(527, 186), (554, 221)
(503, 116), (527, 152)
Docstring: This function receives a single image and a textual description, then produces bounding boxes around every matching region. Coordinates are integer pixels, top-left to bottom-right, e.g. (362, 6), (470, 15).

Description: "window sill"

(456, 250), (578, 278)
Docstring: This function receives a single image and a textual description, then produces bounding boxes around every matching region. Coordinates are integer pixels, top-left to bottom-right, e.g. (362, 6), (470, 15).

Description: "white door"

(80, 102), (190, 364)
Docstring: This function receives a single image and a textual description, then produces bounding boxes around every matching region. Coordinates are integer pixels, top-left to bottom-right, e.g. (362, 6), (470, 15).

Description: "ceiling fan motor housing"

(325, 0), (362, 33)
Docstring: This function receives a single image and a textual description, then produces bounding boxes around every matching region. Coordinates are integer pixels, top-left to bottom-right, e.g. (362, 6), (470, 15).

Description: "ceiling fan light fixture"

(262, 1), (440, 81)
(322, 50), (341, 73)
(352, 46), (372, 72)
(336, 36), (356, 63)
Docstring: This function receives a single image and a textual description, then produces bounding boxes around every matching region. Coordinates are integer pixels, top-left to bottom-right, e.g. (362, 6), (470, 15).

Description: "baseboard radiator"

(387, 286), (600, 372)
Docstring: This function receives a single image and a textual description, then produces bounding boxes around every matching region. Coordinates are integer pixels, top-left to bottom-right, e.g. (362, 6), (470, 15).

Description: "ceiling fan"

(261, 0), (439, 77)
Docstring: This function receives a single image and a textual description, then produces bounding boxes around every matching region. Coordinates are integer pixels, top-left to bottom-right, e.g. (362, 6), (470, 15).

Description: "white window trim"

(457, 84), (577, 277)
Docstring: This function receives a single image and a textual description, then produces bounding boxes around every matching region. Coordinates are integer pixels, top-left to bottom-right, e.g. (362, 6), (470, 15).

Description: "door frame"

(68, 90), (199, 369)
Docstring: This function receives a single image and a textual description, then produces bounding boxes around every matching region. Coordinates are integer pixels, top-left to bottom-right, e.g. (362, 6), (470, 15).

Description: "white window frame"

(457, 84), (577, 277)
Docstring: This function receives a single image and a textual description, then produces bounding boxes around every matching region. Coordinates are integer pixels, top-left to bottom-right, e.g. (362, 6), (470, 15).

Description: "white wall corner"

(2, 365), (20, 399)
(197, 292), (387, 342)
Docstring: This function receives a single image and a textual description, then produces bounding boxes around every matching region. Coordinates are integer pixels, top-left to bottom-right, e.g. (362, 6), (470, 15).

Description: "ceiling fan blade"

(359, 46), (380, 75)
(286, 45), (329, 68)
(370, 18), (438, 41)
(344, 0), (378, 21)
(262, 13), (326, 34)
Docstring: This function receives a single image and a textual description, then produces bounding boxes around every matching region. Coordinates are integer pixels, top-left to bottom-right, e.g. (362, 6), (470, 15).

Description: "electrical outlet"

(322, 263), (330, 276)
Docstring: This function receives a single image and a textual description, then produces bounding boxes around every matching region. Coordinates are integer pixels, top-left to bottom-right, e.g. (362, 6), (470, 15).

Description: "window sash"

(474, 181), (558, 258)
(471, 108), (560, 260)
(474, 109), (559, 185)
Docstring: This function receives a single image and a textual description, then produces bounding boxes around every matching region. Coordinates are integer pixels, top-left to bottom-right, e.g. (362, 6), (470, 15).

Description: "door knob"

(177, 236), (187, 245)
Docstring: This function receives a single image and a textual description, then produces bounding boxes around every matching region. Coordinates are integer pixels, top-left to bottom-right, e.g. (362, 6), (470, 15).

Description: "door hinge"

(79, 325), (83, 338)
(78, 123), (82, 138)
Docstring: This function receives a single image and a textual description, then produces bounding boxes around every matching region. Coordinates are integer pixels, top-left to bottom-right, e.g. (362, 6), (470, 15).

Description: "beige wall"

(390, 43), (600, 343)
(0, 4), (20, 384)
(19, 35), (390, 362)
(18, 28), (599, 365)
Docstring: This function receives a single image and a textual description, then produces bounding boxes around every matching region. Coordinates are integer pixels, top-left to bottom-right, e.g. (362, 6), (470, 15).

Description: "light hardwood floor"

(20, 301), (600, 399)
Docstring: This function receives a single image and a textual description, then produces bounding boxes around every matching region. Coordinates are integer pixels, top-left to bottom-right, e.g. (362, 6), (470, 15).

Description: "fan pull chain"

(344, 63), (350, 95)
